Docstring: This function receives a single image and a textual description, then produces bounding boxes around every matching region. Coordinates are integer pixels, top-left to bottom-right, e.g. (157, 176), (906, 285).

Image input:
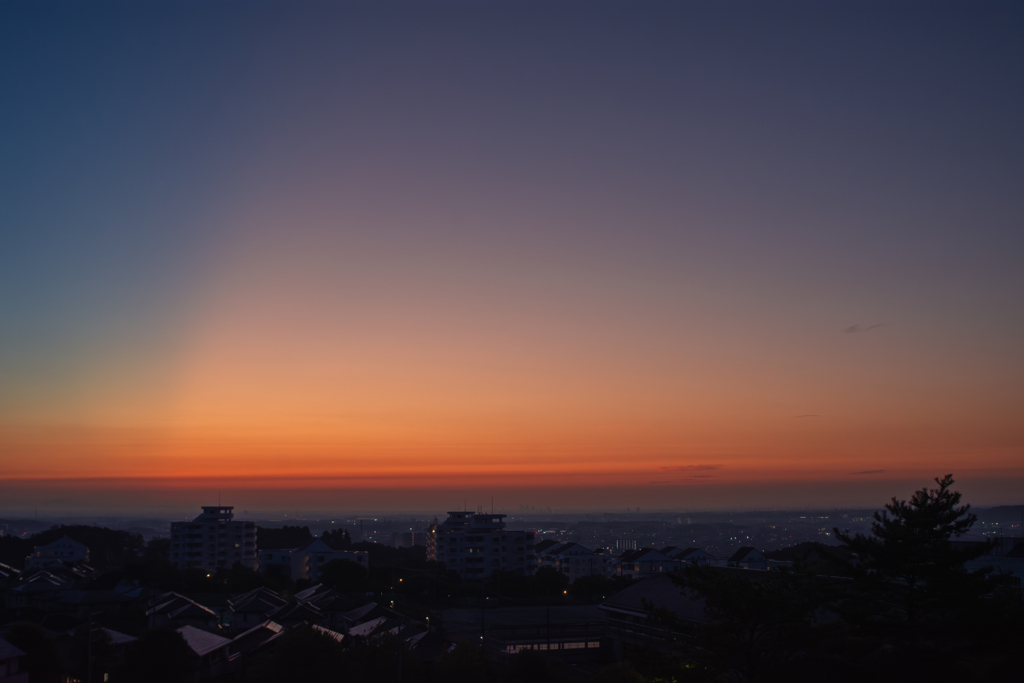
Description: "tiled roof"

(348, 616), (388, 638)
(102, 628), (137, 646)
(293, 584), (323, 602)
(619, 548), (668, 563)
(728, 547), (761, 562)
(176, 625), (231, 657)
(600, 576), (707, 624)
(312, 624), (345, 643)
(231, 621), (285, 656)
(533, 540), (562, 554)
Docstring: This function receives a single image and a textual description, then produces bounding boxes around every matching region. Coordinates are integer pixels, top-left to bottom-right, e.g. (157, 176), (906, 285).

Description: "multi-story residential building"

(427, 512), (536, 578)
(170, 506), (257, 571)
(258, 539), (368, 582)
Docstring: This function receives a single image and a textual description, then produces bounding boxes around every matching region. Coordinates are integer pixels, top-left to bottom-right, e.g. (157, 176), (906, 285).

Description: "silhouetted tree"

(320, 527), (352, 550)
(671, 562), (828, 682)
(257, 525), (314, 550)
(321, 557), (370, 592)
(833, 473), (990, 624)
(432, 642), (497, 683)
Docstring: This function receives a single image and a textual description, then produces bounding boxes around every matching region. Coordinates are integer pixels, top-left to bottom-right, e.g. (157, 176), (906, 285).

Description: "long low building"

(258, 539), (368, 582)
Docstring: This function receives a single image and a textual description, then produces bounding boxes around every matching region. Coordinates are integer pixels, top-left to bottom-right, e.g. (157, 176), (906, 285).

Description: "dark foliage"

(120, 628), (196, 683)
(256, 525), (314, 550)
(641, 474), (1024, 683)
(2, 622), (62, 683)
(0, 524), (143, 570)
(320, 527), (352, 549)
(318, 557), (370, 592)
(833, 474), (992, 624)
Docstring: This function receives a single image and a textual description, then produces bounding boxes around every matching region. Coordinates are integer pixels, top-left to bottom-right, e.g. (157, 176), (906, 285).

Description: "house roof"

(599, 575), (707, 624)
(267, 601), (323, 624)
(552, 543), (591, 556)
(342, 602), (379, 623)
(0, 636), (26, 661)
(231, 621), (285, 656)
(176, 625), (231, 657)
(533, 540), (562, 554)
(348, 616), (388, 638)
(34, 536), (89, 552)
(293, 584), (323, 602)
(312, 624), (345, 643)
(147, 592), (217, 620)
(102, 628), (137, 646)
(728, 547), (763, 562)
(230, 587), (287, 611)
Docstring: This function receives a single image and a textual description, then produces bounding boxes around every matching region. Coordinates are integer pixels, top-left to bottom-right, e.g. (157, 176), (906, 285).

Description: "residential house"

(617, 549), (681, 579)
(24, 537), (89, 570)
(0, 636), (28, 683)
(727, 547), (767, 569)
(661, 547), (713, 566)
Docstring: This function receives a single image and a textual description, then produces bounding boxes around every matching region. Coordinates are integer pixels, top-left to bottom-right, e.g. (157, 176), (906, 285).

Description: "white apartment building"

(24, 536), (89, 569)
(170, 506), (257, 571)
(427, 512), (536, 578)
(258, 539), (368, 582)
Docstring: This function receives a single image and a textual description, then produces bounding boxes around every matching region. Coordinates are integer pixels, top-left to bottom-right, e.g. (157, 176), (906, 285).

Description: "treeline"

(0, 525), (144, 570)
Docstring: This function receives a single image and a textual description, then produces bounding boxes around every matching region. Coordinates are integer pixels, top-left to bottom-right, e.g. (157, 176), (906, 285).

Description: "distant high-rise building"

(427, 512), (536, 578)
(170, 506), (257, 571)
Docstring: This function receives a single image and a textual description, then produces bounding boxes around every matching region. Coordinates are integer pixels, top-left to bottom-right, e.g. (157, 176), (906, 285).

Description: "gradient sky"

(1, 1), (1022, 513)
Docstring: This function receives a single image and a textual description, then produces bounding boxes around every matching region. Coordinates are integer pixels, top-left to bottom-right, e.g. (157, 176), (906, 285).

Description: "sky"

(1, 1), (1022, 514)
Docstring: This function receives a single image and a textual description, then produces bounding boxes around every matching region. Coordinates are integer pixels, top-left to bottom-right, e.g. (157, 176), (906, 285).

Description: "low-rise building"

(258, 539), (368, 582)
(661, 547), (713, 566)
(0, 636), (29, 683)
(727, 547), (767, 569)
(24, 537), (89, 570)
(427, 512), (536, 578)
(170, 506), (257, 572)
(617, 548), (681, 579)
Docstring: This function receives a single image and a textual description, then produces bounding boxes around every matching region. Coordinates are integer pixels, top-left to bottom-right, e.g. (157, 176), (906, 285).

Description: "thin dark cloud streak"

(845, 324), (884, 334)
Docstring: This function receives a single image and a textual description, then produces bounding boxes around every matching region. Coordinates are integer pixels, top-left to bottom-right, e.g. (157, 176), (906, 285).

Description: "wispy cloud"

(853, 469), (885, 475)
(845, 323), (884, 334)
(649, 480), (672, 484)
(793, 414), (821, 418)
(658, 465), (719, 472)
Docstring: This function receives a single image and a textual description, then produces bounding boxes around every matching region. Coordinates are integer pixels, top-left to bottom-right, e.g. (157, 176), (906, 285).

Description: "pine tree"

(833, 474), (990, 623)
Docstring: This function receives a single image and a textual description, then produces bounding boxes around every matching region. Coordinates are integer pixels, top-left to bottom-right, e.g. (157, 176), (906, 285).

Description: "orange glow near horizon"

(2, 224), (1022, 511)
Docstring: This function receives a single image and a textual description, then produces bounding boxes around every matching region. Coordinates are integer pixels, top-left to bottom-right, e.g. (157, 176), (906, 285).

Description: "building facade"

(258, 539), (368, 582)
(427, 512), (536, 578)
(170, 506), (257, 571)
(24, 536), (90, 569)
